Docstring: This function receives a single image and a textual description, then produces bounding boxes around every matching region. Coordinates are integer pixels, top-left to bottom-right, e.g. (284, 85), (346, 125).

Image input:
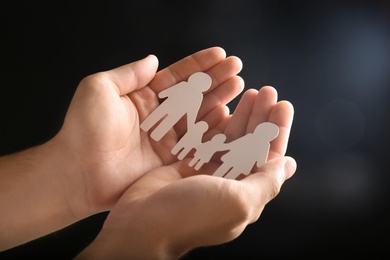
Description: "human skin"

(76, 85), (296, 259)
(0, 47), (244, 250)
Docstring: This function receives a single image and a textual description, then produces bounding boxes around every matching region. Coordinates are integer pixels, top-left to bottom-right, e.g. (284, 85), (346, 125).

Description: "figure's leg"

(188, 157), (199, 168)
(177, 147), (191, 160)
(140, 108), (165, 132)
(194, 160), (205, 170)
(150, 114), (179, 141)
(171, 142), (183, 155)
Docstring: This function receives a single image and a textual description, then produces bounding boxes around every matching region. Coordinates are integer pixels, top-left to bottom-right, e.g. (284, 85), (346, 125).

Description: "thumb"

(241, 156), (297, 203)
(107, 54), (159, 95)
(260, 156), (297, 180)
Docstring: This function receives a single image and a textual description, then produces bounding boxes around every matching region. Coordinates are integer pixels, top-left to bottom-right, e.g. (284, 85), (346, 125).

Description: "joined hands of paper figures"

(140, 72), (279, 180)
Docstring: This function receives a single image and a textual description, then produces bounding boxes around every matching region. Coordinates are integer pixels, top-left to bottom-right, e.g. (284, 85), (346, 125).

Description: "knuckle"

(79, 72), (110, 91)
(266, 173), (282, 200)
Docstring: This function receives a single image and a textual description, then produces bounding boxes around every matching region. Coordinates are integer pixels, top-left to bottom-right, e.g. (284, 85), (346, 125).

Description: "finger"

(174, 75), (243, 138)
(200, 105), (230, 135)
(106, 55), (159, 95)
(246, 86), (278, 133)
(203, 55), (243, 94)
(223, 89), (258, 141)
(170, 54), (243, 137)
(267, 100), (294, 160)
(240, 156), (297, 222)
(203, 114), (231, 141)
(198, 75), (244, 121)
(149, 47), (227, 93)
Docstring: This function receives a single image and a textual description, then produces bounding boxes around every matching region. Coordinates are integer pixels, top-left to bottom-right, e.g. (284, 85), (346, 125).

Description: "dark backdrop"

(1, 0), (389, 258)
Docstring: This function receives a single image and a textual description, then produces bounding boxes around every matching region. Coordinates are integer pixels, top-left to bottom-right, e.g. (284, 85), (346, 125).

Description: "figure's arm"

(256, 144), (270, 168)
(158, 82), (186, 99)
(186, 97), (203, 129)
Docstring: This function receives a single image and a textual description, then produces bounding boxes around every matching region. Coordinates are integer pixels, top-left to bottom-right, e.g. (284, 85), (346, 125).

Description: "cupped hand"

(76, 87), (296, 259)
(54, 47), (244, 215)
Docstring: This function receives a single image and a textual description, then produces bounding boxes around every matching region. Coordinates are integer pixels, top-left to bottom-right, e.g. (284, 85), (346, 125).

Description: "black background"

(1, 0), (390, 258)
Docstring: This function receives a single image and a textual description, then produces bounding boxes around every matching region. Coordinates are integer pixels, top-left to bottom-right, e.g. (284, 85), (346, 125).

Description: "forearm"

(0, 138), (85, 250)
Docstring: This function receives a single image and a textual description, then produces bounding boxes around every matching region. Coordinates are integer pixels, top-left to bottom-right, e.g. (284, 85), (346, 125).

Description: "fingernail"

(284, 157), (297, 179)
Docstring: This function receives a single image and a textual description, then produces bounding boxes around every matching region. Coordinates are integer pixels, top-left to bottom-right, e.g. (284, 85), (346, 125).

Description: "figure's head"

(188, 72), (212, 92)
(195, 121), (209, 132)
(254, 122), (279, 140)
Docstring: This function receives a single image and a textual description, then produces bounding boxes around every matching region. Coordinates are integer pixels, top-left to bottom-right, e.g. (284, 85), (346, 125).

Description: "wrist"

(75, 201), (186, 260)
(46, 135), (91, 219)
(77, 231), (184, 260)
(0, 138), (87, 250)
(75, 226), (177, 259)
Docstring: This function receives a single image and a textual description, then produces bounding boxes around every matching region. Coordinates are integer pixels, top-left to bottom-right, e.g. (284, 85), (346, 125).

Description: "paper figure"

(188, 133), (227, 170)
(171, 121), (209, 160)
(140, 71), (280, 180)
(212, 122), (279, 179)
(140, 72), (212, 141)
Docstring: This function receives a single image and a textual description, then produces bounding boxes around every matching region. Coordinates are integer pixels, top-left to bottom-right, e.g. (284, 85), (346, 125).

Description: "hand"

(0, 47), (244, 250)
(53, 47), (244, 216)
(76, 87), (296, 259)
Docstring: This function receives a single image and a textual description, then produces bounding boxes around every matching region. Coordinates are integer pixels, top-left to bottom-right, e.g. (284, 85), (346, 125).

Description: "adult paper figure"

(140, 72), (212, 141)
(212, 122), (279, 179)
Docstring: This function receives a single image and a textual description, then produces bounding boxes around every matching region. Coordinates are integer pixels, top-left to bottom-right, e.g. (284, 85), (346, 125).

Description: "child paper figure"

(171, 121), (209, 160)
(212, 122), (279, 179)
(188, 133), (227, 170)
(140, 72), (212, 141)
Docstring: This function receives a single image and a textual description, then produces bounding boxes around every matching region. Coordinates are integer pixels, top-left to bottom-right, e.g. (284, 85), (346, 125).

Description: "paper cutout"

(189, 133), (226, 170)
(140, 72), (212, 141)
(171, 121), (209, 160)
(140, 72), (279, 179)
(210, 122), (278, 179)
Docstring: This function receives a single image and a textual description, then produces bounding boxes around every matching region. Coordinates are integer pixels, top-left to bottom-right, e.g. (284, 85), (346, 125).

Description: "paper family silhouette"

(140, 72), (279, 180)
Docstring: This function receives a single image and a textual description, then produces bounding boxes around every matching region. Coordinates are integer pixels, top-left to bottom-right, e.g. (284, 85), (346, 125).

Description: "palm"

(119, 85), (294, 199)
(56, 47), (244, 212)
(102, 86), (295, 252)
